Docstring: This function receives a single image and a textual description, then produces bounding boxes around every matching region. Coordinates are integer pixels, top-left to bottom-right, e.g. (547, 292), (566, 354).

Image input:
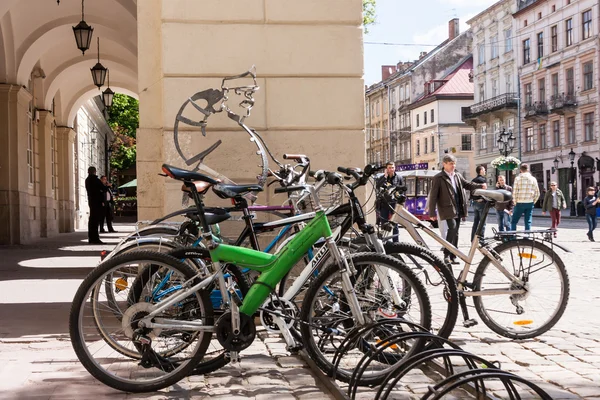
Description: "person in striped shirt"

(510, 163), (540, 231)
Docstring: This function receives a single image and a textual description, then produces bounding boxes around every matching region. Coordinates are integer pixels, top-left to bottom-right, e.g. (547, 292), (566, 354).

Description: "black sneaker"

(89, 239), (105, 244)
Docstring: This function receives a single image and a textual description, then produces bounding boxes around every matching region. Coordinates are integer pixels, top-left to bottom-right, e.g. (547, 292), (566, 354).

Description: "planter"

(497, 162), (519, 171)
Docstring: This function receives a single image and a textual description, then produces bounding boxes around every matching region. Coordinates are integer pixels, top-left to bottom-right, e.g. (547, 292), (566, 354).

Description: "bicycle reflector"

(115, 278), (128, 292)
(518, 253), (537, 259)
(100, 250), (108, 260)
(513, 320), (534, 326)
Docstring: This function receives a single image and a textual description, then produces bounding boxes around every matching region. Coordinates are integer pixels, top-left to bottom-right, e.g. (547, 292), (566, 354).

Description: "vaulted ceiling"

(0, 0), (138, 125)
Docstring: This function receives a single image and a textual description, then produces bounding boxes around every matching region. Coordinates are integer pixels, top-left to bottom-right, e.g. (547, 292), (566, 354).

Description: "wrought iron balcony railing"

(462, 93), (518, 120)
(549, 93), (577, 110)
(524, 101), (549, 118)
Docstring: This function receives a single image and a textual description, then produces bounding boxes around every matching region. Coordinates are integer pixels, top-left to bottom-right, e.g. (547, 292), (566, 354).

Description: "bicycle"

(387, 187), (570, 339)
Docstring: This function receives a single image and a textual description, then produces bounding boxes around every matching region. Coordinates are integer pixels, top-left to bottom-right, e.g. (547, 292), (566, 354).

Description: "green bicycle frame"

(210, 209), (333, 316)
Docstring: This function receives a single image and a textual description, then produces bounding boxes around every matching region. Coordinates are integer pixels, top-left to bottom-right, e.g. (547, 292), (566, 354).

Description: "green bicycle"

(69, 164), (432, 393)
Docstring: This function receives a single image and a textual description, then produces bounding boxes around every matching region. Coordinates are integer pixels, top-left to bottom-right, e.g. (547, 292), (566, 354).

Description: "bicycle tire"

(383, 242), (458, 339)
(473, 239), (570, 339)
(70, 250), (214, 393)
(299, 252), (432, 384)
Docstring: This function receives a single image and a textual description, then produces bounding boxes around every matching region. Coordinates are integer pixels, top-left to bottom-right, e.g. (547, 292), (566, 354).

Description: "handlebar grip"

(326, 173), (342, 185)
(274, 185), (305, 194)
(337, 166), (350, 175)
(283, 154), (308, 161)
(309, 170), (316, 177)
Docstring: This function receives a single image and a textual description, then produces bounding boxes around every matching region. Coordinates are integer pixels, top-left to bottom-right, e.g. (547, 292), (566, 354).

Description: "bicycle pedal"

(463, 319), (479, 328)
(287, 345), (303, 354)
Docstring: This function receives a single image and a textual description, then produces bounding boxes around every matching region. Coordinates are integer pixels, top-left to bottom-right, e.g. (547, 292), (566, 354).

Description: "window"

(491, 35), (498, 59)
(376, 100), (380, 116)
(567, 116), (575, 143)
(491, 79), (498, 97)
(505, 73), (512, 93)
(478, 43), (485, 65)
(537, 32), (544, 59)
(552, 4), (556, 12)
(424, 137), (428, 154)
(504, 28), (512, 52)
(539, 124), (547, 149)
(551, 25), (558, 52)
(525, 127), (534, 152)
(479, 83), (485, 101)
(582, 10), (592, 40)
(431, 135), (435, 152)
(493, 121), (500, 147)
(565, 19), (573, 47)
(523, 39), (531, 64)
(27, 93), (33, 186)
(430, 109), (435, 123)
(584, 112), (594, 141)
(553, 120), (560, 147)
(583, 61), (593, 91)
(537, 12), (542, 20)
(538, 78), (545, 102)
(416, 114), (419, 127)
(566, 68), (574, 95)
(525, 83), (533, 106)
(424, 111), (427, 125)
(524, 19), (528, 27)
(416, 140), (420, 155)
(391, 89), (396, 106)
(481, 126), (488, 150)
(551, 73), (559, 98)
(461, 134), (472, 151)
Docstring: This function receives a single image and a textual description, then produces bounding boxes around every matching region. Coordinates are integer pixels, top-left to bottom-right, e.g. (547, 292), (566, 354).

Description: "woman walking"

(584, 187), (600, 241)
(541, 181), (566, 238)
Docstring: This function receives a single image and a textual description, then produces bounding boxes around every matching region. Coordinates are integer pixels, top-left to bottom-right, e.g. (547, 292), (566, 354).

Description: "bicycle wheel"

(299, 252), (431, 384)
(384, 242), (458, 339)
(70, 251), (213, 393)
(473, 239), (570, 339)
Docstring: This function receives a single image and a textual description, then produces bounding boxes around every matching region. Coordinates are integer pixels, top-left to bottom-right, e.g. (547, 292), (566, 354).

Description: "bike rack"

(330, 318), (553, 400)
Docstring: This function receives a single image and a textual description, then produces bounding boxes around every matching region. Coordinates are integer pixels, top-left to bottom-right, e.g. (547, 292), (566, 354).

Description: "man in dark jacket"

(85, 166), (105, 244)
(470, 165), (488, 241)
(428, 155), (486, 264)
(376, 162), (406, 242)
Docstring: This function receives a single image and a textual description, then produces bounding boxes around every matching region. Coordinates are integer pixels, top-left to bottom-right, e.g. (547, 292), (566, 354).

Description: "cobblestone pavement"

(0, 226), (334, 400)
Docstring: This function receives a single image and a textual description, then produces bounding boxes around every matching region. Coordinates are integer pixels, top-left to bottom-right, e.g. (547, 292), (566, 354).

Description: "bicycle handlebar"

(283, 154), (308, 161)
(274, 185), (305, 194)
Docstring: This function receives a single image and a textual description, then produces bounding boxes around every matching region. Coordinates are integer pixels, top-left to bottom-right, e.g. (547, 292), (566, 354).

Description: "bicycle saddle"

(473, 189), (512, 203)
(212, 183), (264, 199)
(162, 164), (220, 184)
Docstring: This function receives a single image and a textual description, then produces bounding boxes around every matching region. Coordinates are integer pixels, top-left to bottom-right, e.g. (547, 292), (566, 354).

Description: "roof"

(412, 56), (474, 105)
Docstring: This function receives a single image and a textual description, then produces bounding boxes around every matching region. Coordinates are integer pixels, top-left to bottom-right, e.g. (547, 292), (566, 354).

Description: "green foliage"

(363, 0), (376, 33)
(107, 93), (139, 173)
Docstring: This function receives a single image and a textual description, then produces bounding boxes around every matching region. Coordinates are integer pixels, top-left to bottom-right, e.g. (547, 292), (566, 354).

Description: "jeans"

(471, 201), (487, 241)
(586, 214), (597, 235)
(496, 210), (511, 231)
(378, 202), (398, 242)
(511, 202), (534, 231)
(444, 217), (461, 259)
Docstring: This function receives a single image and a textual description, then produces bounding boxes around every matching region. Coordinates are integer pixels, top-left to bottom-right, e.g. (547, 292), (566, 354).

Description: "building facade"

(463, 0), (520, 186)
(366, 80), (389, 165)
(514, 0), (600, 206)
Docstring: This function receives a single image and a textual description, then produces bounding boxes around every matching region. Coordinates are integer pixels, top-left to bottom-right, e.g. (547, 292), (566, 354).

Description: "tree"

(363, 0), (376, 33)
(107, 93), (138, 173)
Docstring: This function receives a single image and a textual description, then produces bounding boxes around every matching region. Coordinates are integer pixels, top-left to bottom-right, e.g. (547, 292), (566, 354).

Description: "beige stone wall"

(137, 0), (366, 221)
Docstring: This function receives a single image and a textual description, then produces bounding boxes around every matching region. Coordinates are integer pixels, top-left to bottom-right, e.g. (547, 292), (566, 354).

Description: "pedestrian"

(510, 163), (540, 231)
(428, 154), (486, 265)
(99, 175), (117, 233)
(494, 175), (513, 232)
(376, 162), (406, 242)
(470, 165), (488, 241)
(541, 181), (566, 238)
(85, 166), (105, 244)
(584, 186), (600, 241)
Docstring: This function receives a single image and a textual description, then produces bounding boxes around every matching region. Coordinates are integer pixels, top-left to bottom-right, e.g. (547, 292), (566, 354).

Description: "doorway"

(581, 173), (594, 200)
(558, 168), (570, 206)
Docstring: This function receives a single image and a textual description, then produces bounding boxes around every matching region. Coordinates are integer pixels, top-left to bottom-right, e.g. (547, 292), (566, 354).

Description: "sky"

(364, 0), (499, 86)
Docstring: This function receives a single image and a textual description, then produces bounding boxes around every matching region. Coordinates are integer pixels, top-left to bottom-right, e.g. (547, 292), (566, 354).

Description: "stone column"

(37, 110), (59, 237)
(137, 0), (365, 221)
(0, 84), (33, 244)
(56, 127), (76, 233)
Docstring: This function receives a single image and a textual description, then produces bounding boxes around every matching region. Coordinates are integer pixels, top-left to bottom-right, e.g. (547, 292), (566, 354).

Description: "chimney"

(449, 18), (460, 40)
(419, 51), (428, 60)
(381, 65), (397, 81)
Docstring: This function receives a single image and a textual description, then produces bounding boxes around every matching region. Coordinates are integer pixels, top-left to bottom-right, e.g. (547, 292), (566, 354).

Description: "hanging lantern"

(90, 37), (107, 88)
(72, 0), (93, 55)
(102, 69), (115, 108)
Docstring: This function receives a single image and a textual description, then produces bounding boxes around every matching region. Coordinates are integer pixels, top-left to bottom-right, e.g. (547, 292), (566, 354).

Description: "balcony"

(518, 0), (540, 11)
(524, 102), (549, 120)
(549, 93), (577, 115)
(462, 93), (518, 126)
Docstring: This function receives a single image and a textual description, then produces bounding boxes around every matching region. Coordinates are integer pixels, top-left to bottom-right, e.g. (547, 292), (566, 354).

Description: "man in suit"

(428, 155), (486, 265)
(85, 166), (105, 244)
(99, 175), (117, 233)
(376, 162), (406, 242)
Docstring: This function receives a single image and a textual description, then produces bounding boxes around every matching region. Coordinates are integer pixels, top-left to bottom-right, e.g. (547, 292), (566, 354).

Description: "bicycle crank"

(215, 311), (256, 351)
